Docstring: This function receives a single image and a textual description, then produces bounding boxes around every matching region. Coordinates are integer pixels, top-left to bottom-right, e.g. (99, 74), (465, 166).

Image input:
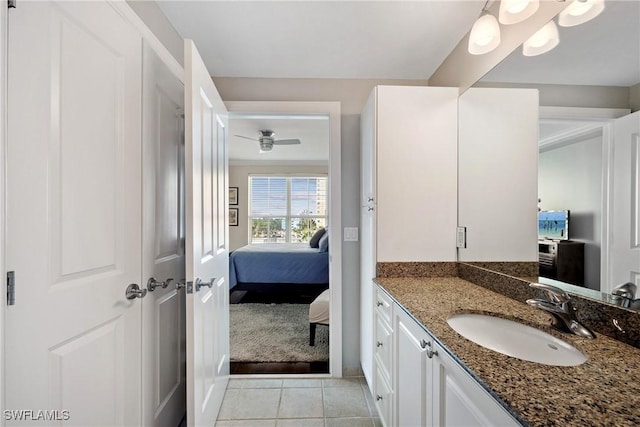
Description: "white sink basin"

(446, 313), (587, 366)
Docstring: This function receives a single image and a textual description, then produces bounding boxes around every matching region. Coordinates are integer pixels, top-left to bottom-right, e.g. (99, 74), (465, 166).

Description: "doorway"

(225, 101), (342, 376)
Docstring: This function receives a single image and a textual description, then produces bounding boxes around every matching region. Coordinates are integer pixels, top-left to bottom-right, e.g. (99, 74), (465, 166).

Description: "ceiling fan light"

(259, 139), (273, 151)
(522, 20), (559, 56)
(468, 12), (501, 55)
(499, 0), (540, 25)
(558, 0), (605, 27)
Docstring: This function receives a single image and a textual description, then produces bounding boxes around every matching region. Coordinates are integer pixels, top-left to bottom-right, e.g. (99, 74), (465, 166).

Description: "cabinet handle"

(376, 301), (383, 307)
(368, 206), (374, 211)
(368, 197), (374, 202)
(376, 341), (383, 348)
(426, 347), (438, 359)
(376, 395), (383, 401)
(420, 339), (430, 349)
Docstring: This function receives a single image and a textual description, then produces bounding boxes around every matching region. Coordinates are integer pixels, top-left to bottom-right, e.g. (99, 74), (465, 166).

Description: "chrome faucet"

(611, 282), (640, 309)
(526, 282), (594, 339)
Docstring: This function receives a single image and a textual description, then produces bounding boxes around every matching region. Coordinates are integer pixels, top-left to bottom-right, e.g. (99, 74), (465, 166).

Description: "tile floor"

(215, 377), (382, 427)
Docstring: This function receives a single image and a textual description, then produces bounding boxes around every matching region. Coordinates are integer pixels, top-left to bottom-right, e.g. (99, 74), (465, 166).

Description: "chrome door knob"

(147, 277), (163, 291)
(147, 277), (174, 291)
(195, 277), (215, 292)
(125, 283), (147, 300)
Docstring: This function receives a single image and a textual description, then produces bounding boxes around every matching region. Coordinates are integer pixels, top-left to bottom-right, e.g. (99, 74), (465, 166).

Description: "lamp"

(523, 19), (559, 56)
(468, 12), (501, 55)
(558, 0), (605, 27)
(499, 0), (540, 25)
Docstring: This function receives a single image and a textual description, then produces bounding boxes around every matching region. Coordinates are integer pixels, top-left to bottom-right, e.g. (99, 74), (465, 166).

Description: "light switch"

(344, 227), (359, 242)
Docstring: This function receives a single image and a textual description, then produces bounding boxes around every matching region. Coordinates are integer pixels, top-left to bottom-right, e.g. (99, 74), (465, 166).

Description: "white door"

(184, 39), (230, 426)
(609, 111), (640, 293)
(5, 1), (142, 425)
(141, 41), (187, 427)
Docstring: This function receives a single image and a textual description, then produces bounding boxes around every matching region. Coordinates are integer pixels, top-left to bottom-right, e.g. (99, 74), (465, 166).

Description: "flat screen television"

(538, 210), (570, 240)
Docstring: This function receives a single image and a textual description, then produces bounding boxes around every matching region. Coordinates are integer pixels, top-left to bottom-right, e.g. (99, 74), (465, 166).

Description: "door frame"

(539, 106), (630, 293)
(225, 100), (342, 377)
(1, 0), (8, 413)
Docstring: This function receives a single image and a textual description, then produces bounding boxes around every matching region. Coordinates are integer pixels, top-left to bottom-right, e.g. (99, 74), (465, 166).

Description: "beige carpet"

(230, 303), (329, 363)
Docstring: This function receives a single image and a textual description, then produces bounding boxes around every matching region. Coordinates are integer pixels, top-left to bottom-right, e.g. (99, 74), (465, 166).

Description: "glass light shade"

(468, 13), (501, 55)
(499, 0), (540, 25)
(523, 20), (559, 56)
(558, 0), (605, 27)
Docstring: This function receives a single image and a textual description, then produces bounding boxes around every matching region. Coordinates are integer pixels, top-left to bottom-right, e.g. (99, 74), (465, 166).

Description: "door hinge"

(7, 271), (15, 306)
(8, 0), (16, 9)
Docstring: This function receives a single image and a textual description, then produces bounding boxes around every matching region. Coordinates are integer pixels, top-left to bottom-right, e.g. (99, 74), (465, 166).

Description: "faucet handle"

(529, 282), (570, 304)
(612, 282), (637, 300)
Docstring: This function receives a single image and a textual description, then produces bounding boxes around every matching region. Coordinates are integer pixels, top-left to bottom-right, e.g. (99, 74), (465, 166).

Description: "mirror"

(463, 0), (640, 307)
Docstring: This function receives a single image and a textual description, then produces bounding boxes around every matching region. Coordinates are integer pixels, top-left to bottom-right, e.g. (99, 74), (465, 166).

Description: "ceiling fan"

(234, 129), (301, 152)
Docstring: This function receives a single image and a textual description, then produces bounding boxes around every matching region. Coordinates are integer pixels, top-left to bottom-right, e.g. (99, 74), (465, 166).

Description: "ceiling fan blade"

(234, 134), (258, 141)
(273, 139), (301, 145)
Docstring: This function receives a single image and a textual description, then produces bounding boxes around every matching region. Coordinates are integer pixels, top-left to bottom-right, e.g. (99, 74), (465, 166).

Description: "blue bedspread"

(229, 243), (329, 289)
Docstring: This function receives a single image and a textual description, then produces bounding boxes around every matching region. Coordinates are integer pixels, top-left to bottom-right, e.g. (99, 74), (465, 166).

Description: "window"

(249, 175), (328, 244)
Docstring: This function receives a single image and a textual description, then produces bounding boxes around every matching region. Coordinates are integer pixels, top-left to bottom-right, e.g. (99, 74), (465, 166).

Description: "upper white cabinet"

(360, 86), (458, 384)
(457, 88), (539, 262)
(362, 86), (459, 262)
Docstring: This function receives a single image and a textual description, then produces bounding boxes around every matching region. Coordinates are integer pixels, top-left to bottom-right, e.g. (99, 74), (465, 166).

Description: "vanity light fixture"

(522, 19), (560, 56)
(499, 0), (540, 25)
(468, 11), (501, 55)
(558, 0), (605, 27)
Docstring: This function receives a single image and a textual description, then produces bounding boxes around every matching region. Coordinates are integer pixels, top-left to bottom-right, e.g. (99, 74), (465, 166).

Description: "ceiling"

(157, 1), (640, 160)
(158, 0), (484, 162)
(157, 0), (484, 80)
(229, 115), (329, 164)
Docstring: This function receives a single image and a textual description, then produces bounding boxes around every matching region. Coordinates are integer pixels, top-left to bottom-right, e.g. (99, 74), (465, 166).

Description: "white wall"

(229, 164), (328, 251)
(539, 135), (603, 290)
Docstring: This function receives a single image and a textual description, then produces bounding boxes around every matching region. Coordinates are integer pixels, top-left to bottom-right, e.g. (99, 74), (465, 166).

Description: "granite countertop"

(375, 277), (640, 427)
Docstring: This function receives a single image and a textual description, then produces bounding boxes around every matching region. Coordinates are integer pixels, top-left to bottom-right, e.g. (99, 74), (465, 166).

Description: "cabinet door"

(458, 88), (539, 262)
(395, 308), (429, 427)
(361, 89), (376, 206)
(431, 342), (519, 427)
(360, 90), (377, 385)
(376, 86), (458, 262)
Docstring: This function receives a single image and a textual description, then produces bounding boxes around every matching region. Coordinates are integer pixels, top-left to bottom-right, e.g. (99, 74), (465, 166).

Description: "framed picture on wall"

(229, 187), (239, 205)
(229, 208), (238, 226)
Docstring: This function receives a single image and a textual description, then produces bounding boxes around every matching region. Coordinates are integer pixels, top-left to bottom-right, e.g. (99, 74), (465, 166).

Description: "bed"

(229, 243), (329, 291)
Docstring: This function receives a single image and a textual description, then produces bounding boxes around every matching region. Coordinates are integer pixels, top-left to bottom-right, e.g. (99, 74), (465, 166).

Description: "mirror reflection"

(470, 0), (640, 306)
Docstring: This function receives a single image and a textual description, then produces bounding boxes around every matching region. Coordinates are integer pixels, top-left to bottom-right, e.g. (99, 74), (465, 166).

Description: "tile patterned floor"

(215, 377), (382, 427)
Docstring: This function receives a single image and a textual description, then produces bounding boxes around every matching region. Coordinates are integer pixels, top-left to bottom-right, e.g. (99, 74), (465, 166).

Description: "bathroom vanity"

(370, 277), (640, 427)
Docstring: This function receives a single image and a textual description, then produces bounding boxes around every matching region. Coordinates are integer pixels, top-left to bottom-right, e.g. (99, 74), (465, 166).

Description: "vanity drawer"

(375, 314), (393, 377)
(374, 362), (393, 427)
(375, 286), (393, 325)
